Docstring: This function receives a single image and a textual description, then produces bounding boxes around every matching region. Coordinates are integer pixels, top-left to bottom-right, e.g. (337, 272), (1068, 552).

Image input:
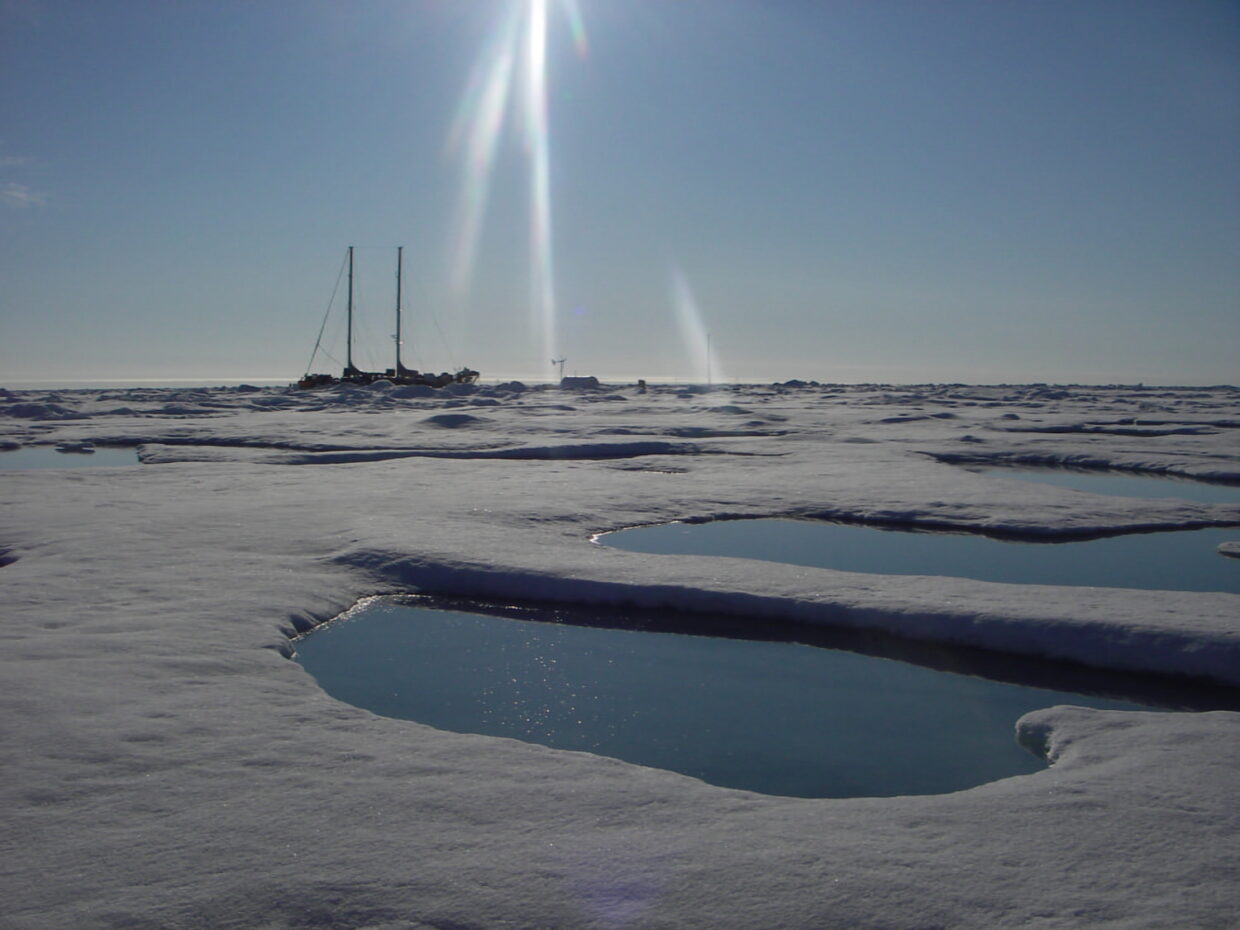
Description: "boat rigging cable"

(304, 249), (350, 376)
(425, 296), (460, 373)
(392, 262), (459, 373)
(349, 274), (382, 373)
(298, 245), (479, 389)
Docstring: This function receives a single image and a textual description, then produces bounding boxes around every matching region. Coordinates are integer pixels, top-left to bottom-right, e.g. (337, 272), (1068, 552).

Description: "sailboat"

(298, 247), (479, 390)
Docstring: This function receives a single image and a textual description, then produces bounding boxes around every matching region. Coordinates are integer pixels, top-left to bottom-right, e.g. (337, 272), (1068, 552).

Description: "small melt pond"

(0, 447), (139, 469)
(600, 520), (1239, 594)
(971, 466), (1239, 504)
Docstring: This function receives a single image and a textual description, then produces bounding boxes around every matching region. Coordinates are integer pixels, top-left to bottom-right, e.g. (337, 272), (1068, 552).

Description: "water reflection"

(293, 598), (1239, 799)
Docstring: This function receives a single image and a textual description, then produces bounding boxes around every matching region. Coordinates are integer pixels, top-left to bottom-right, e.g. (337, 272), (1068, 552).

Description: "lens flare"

(562, 0), (588, 58)
(671, 266), (726, 386)
(445, 5), (520, 297)
(446, 0), (587, 374)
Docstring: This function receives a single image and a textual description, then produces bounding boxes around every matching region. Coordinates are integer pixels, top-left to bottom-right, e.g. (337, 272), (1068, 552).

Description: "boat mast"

(394, 246), (403, 374)
(345, 245), (355, 376)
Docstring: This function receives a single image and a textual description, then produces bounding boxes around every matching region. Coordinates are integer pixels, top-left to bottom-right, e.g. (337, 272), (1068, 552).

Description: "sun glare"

(446, 0), (587, 376)
(671, 266), (727, 386)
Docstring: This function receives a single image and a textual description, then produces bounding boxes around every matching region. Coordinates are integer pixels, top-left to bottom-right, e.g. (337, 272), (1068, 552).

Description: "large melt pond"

(600, 520), (1240, 594)
(294, 600), (1197, 799)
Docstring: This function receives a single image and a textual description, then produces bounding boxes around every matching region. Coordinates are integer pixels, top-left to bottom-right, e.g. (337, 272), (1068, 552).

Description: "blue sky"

(1, 0), (1237, 385)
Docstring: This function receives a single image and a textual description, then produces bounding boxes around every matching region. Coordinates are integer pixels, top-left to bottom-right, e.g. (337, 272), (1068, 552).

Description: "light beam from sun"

(446, 0), (587, 375)
(524, 0), (555, 367)
(671, 266), (727, 386)
(445, 4), (520, 297)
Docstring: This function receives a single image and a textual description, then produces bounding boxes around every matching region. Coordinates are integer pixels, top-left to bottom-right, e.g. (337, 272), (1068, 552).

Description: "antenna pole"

(345, 246), (355, 375)
(394, 246), (403, 373)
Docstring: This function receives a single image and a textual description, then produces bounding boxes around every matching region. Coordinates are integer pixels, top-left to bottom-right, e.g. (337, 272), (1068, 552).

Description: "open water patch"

(0, 446), (140, 469)
(969, 466), (1240, 504)
(283, 440), (707, 465)
(600, 519), (1240, 594)
(292, 598), (1238, 799)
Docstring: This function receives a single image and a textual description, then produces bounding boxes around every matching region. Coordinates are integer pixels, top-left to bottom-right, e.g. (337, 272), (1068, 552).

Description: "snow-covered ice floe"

(2, 381), (1238, 928)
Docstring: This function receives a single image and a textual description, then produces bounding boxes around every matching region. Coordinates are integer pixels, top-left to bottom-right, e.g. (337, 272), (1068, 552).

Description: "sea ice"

(1, 381), (1237, 928)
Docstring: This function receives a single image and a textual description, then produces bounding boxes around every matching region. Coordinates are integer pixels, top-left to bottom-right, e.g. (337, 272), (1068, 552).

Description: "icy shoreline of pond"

(2, 382), (1238, 928)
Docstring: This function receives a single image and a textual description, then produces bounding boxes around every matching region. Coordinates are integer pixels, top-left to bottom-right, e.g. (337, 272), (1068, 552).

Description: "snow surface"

(2, 381), (1238, 929)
